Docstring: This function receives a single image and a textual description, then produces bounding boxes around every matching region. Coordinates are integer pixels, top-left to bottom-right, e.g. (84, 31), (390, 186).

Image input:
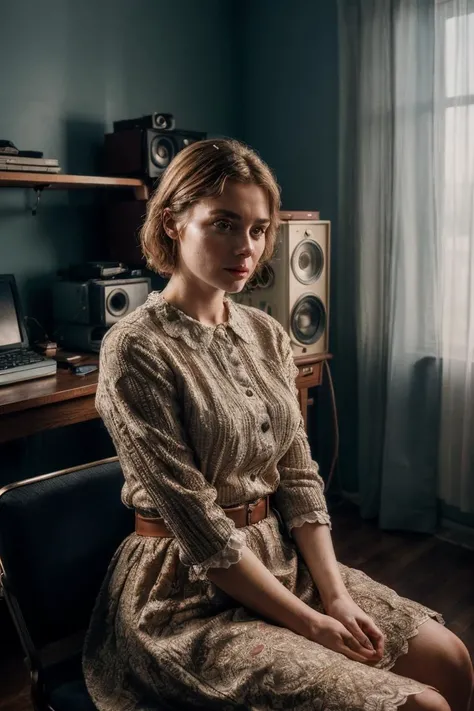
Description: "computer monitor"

(0, 274), (29, 351)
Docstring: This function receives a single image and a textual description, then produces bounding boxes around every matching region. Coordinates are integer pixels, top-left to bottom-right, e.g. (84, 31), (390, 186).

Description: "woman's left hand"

(325, 593), (385, 663)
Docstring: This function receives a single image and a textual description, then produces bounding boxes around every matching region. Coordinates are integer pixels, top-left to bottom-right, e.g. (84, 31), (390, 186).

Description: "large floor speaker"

(104, 128), (206, 179)
(231, 220), (331, 357)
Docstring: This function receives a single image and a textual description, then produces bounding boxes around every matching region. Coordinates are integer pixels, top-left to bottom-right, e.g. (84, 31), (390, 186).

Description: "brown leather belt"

(135, 495), (270, 537)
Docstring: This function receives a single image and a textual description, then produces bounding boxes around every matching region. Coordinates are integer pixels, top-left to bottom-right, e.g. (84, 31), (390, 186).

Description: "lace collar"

(145, 290), (254, 350)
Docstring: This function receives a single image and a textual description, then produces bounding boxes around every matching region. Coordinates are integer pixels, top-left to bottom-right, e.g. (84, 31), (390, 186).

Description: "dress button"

(246, 389), (253, 397)
(261, 421), (270, 433)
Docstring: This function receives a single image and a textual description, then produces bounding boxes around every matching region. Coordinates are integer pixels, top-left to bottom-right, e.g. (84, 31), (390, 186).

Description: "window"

(441, 10), (474, 359)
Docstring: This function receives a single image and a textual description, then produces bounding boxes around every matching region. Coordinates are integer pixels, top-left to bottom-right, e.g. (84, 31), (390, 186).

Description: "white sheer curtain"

(438, 0), (474, 512)
(337, 0), (474, 528)
(338, 0), (442, 531)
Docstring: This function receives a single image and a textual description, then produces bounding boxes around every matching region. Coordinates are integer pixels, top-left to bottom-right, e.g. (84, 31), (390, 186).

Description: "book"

(0, 140), (19, 155)
(18, 150), (44, 159)
(0, 156), (59, 167)
(0, 164), (61, 174)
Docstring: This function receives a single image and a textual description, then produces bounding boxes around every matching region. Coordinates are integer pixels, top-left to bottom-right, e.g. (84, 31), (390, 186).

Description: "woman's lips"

(225, 268), (249, 278)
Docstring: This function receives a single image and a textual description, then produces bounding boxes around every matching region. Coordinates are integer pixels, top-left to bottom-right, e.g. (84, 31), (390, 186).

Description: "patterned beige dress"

(82, 290), (444, 711)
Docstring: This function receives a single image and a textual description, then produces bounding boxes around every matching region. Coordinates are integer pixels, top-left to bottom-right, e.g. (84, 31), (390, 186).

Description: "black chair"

(0, 456), (135, 711)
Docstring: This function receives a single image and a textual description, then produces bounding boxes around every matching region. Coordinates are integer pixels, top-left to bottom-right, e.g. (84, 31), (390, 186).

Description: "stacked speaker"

(231, 219), (331, 357)
(53, 276), (151, 352)
(102, 113), (206, 265)
(103, 112), (206, 180)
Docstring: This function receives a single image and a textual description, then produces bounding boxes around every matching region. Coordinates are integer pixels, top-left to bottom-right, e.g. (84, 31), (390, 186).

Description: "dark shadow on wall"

(65, 116), (104, 176)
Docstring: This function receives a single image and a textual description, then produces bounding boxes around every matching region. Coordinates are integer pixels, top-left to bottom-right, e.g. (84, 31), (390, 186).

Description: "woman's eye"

(213, 221), (266, 237)
(214, 220), (232, 232)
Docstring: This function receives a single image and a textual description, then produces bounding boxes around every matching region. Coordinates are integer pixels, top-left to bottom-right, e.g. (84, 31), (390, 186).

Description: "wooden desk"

(0, 353), (332, 444)
(0, 357), (99, 444)
(294, 353), (333, 432)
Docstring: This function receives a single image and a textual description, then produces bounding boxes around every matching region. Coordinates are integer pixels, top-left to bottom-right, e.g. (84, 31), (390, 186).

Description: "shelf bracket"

(31, 185), (49, 216)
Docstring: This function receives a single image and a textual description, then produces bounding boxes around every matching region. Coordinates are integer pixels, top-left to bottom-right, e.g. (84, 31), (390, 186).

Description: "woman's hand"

(303, 608), (382, 664)
(324, 593), (385, 664)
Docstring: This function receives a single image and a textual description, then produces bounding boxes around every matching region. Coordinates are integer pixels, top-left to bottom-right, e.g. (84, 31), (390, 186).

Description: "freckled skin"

(162, 181), (271, 313)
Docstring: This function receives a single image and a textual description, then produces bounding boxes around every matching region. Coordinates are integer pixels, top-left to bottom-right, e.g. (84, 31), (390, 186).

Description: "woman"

(83, 138), (473, 711)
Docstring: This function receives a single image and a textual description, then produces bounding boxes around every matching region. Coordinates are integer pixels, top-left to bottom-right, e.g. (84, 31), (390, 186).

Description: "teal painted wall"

(237, 0), (342, 490)
(0, 0), (240, 484)
(237, 0), (339, 222)
(0, 0), (239, 323)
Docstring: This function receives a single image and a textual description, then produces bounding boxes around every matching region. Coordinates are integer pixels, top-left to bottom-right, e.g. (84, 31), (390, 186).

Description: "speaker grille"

(291, 294), (327, 345)
(106, 289), (130, 318)
(150, 135), (176, 172)
(291, 238), (324, 284)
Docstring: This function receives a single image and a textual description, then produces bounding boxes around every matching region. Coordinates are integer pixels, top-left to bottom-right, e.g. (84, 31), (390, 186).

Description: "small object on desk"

(56, 360), (81, 369)
(54, 350), (94, 369)
(66, 261), (129, 280)
(70, 363), (98, 377)
(35, 340), (58, 358)
(54, 350), (83, 364)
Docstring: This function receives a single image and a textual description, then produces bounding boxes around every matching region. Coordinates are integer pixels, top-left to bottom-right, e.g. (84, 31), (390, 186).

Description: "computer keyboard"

(0, 349), (45, 370)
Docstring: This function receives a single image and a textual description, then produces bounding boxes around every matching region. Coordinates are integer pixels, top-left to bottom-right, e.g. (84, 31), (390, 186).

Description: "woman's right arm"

(207, 547), (377, 663)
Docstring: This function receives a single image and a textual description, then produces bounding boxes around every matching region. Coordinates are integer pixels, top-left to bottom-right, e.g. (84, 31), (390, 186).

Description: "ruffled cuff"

(179, 528), (246, 581)
(286, 510), (332, 538)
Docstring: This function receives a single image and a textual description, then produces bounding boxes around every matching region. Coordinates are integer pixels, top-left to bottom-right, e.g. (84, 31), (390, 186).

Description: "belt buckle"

(246, 501), (258, 526)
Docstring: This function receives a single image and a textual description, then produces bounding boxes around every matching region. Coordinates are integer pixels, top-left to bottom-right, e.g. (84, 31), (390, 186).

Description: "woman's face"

(167, 180), (271, 295)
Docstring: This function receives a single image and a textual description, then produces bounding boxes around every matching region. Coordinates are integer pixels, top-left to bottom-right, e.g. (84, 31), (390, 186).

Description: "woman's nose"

(235, 230), (255, 256)
(236, 243), (253, 257)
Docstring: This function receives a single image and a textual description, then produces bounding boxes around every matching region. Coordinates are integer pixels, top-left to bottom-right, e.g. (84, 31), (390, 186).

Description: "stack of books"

(0, 155), (61, 174)
(0, 140), (61, 174)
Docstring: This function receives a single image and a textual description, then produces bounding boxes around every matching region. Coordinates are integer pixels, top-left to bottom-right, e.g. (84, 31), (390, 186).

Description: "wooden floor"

(1, 500), (473, 711)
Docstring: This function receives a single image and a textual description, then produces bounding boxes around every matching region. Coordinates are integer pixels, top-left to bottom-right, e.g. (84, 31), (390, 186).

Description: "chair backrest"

(0, 457), (135, 652)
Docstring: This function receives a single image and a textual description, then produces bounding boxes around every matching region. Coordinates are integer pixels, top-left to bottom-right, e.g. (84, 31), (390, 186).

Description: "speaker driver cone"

(291, 239), (324, 284)
(291, 294), (326, 345)
(150, 136), (176, 170)
(106, 289), (130, 317)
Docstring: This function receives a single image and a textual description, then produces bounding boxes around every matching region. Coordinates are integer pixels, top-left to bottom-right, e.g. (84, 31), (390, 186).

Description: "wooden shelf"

(0, 171), (149, 199)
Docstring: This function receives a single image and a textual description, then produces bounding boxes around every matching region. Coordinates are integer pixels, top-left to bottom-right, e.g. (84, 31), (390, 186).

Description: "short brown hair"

(140, 137), (281, 277)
